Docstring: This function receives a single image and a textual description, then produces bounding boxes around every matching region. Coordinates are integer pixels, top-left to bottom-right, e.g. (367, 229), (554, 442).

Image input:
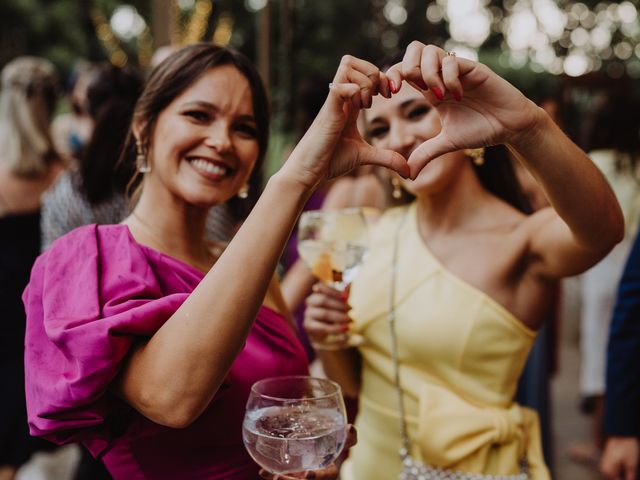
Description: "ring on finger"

(445, 50), (456, 57)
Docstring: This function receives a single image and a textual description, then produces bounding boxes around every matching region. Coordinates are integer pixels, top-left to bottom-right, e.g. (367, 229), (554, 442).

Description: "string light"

(91, 8), (129, 67)
(213, 12), (234, 46)
(182, 0), (213, 45)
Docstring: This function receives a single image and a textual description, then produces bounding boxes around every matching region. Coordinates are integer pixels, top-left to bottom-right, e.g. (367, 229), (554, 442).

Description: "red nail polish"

(390, 80), (397, 94)
(453, 92), (462, 101)
(431, 87), (444, 100)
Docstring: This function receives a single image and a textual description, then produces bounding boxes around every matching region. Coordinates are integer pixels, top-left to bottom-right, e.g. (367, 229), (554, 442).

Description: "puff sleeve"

(23, 225), (196, 451)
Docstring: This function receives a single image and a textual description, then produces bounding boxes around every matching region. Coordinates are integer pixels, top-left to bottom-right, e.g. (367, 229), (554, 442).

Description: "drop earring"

(238, 184), (249, 199)
(391, 176), (403, 200)
(464, 147), (486, 166)
(136, 141), (151, 173)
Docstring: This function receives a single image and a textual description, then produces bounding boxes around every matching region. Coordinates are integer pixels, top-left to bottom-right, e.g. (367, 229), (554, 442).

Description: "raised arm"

(116, 57), (407, 428)
(385, 42), (624, 278)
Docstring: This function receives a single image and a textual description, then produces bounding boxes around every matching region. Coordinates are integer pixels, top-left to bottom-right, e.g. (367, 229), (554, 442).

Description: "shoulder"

(28, 224), (149, 307)
(45, 223), (133, 258)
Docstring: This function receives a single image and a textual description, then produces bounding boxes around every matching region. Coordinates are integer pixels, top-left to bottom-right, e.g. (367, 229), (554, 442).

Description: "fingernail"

(431, 87), (444, 100)
(453, 92), (462, 102)
(390, 80), (399, 94)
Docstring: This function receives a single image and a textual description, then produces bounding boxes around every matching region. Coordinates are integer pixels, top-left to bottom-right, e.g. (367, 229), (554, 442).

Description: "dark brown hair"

(123, 43), (270, 220)
(80, 63), (143, 205)
(375, 146), (532, 214)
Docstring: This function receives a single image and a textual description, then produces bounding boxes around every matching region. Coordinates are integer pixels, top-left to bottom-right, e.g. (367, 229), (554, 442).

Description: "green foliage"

(0, 0), (106, 81)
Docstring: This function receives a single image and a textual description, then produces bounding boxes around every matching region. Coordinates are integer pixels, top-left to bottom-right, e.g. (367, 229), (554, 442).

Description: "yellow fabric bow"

(414, 382), (551, 479)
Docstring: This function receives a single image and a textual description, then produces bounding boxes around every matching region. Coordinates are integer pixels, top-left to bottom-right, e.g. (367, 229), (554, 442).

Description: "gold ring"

(446, 51), (457, 57)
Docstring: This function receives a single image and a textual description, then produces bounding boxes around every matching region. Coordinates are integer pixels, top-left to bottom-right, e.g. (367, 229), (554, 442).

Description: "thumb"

(358, 144), (409, 179)
(406, 132), (455, 179)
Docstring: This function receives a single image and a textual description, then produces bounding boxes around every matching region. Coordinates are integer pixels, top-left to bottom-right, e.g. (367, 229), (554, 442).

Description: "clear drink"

(242, 376), (348, 476)
(243, 405), (347, 474)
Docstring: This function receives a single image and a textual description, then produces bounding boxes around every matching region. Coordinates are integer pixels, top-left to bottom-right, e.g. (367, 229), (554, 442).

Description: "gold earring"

(238, 184), (249, 199)
(136, 141), (151, 173)
(464, 147), (485, 166)
(391, 176), (402, 200)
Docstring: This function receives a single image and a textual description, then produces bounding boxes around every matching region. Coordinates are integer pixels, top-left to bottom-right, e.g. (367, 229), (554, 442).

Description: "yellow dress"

(341, 203), (550, 480)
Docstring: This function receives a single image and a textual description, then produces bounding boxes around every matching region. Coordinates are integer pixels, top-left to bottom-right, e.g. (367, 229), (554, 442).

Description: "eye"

(234, 122), (258, 139)
(408, 105), (429, 120)
(368, 125), (389, 139)
(183, 110), (210, 122)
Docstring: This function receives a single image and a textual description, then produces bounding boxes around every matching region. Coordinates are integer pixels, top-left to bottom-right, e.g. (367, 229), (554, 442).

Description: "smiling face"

(141, 64), (260, 208)
(363, 83), (467, 197)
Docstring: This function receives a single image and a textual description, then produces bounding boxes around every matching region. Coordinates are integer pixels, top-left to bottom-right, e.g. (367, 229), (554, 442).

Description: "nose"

(204, 121), (232, 153)
(386, 122), (415, 158)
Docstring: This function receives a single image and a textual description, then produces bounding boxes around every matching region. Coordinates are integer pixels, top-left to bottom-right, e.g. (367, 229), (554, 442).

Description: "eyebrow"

(368, 98), (422, 124)
(181, 100), (257, 123)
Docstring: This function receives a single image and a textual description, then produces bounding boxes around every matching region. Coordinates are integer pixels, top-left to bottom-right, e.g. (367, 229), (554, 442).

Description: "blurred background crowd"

(1, 1), (640, 479)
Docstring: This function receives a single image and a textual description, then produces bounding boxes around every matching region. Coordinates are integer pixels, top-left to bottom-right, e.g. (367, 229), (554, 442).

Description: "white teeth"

(190, 159), (228, 176)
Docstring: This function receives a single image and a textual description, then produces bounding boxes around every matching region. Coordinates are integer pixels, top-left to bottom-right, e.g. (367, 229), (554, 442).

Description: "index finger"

(312, 282), (349, 300)
(333, 55), (383, 98)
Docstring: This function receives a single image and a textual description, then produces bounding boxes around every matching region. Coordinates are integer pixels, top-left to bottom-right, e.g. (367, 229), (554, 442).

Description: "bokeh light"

(428, 0), (640, 77)
(110, 5), (146, 41)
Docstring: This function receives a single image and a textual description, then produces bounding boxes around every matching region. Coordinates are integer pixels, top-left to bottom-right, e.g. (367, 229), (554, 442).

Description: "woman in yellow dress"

(303, 42), (624, 479)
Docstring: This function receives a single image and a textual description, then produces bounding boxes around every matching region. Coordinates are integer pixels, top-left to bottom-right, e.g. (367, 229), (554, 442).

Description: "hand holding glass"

(242, 376), (347, 475)
(297, 208), (378, 349)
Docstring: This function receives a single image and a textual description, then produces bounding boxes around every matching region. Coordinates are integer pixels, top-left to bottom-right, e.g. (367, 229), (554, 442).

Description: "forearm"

(317, 348), (361, 399)
(119, 172), (313, 427)
(508, 108), (624, 251)
(281, 260), (316, 312)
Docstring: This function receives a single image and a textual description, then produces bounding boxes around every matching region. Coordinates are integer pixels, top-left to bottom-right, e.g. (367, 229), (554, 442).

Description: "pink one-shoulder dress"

(23, 224), (309, 479)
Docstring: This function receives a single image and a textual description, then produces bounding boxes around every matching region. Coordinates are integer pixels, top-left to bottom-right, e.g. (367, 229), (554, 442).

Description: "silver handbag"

(387, 211), (529, 480)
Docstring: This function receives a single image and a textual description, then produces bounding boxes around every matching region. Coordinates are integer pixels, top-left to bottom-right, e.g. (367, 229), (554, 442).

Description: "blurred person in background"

(601, 217), (640, 480)
(41, 63), (143, 251)
(50, 61), (96, 161)
(303, 42), (623, 479)
(570, 91), (640, 467)
(0, 56), (64, 480)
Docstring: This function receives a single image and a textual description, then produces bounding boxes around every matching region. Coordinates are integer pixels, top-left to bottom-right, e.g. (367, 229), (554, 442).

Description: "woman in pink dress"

(22, 45), (406, 479)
